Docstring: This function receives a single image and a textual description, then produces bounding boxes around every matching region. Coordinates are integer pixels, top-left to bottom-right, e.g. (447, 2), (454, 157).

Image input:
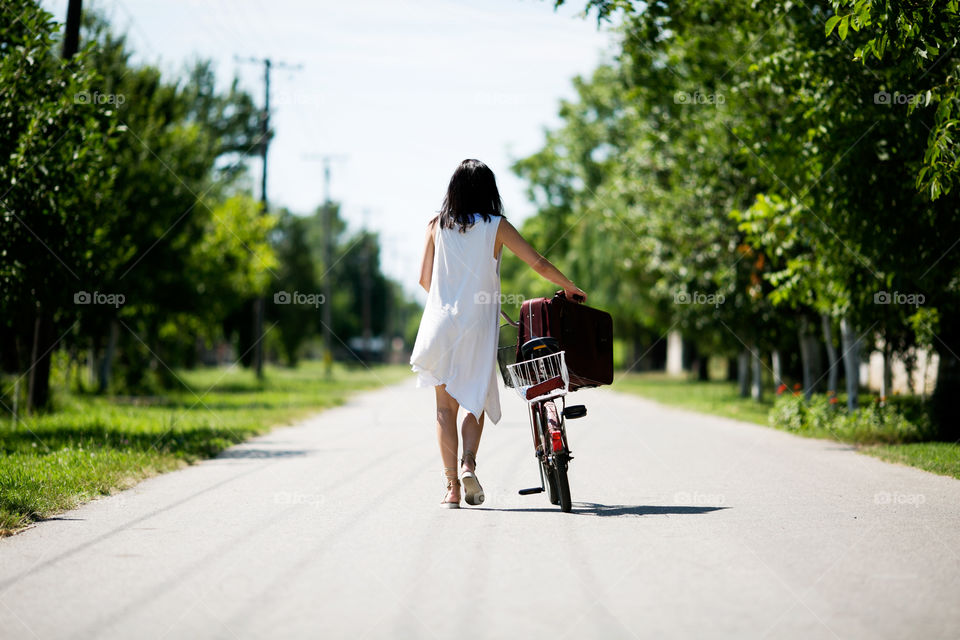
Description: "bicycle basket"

(505, 351), (569, 401)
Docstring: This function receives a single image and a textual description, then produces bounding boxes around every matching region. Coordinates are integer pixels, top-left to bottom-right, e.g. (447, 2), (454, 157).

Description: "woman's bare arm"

(418, 220), (436, 292)
(497, 218), (586, 302)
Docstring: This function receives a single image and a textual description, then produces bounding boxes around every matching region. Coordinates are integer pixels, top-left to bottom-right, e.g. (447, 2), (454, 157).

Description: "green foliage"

(268, 210), (319, 365)
(262, 203), (410, 366)
(71, 14), (269, 390)
(0, 0), (114, 343)
(517, 1), (801, 363)
(190, 194), (278, 324)
(526, 0), (960, 433)
(829, 0), (960, 198)
(554, 0), (637, 22)
(769, 393), (931, 444)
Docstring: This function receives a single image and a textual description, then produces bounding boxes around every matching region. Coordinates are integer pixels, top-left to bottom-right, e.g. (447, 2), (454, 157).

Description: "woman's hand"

(499, 219), (587, 302)
(564, 286), (587, 303)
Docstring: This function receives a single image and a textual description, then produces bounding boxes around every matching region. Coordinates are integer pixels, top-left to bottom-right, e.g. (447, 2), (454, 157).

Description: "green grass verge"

(613, 371), (960, 480)
(864, 442), (960, 480)
(1, 362), (411, 535)
(613, 372), (773, 425)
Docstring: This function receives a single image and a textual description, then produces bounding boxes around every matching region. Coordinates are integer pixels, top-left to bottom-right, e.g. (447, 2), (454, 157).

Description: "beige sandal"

(460, 451), (485, 506)
(441, 467), (460, 509)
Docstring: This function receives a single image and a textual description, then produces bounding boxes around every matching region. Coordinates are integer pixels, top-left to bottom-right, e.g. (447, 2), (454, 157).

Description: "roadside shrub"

(771, 394), (805, 431)
(769, 393), (930, 444)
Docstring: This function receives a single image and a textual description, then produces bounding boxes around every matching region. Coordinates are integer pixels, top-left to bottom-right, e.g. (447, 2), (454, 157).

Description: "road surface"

(1, 376), (958, 639)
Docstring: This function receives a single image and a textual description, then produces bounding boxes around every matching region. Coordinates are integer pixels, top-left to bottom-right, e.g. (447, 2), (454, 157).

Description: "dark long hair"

(435, 159), (504, 232)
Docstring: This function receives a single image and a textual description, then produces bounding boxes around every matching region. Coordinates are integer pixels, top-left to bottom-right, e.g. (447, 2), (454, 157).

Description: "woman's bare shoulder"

(497, 216), (518, 237)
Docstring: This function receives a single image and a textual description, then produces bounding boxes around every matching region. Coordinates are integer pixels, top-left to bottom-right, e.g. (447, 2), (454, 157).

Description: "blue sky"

(42, 0), (614, 296)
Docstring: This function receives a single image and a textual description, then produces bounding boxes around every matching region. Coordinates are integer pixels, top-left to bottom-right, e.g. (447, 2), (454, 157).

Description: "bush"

(769, 393), (930, 444)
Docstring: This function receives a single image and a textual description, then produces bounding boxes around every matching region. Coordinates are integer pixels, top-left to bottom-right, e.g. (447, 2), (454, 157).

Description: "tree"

(540, 0), (960, 429)
(75, 14), (264, 391)
(267, 210), (320, 366)
(0, 0), (113, 410)
(828, 0), (960, 199)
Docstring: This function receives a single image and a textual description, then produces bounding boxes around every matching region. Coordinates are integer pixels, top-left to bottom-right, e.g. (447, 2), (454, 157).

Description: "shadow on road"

(36, 516), (86, 523)
(216, 448), (309, 459)
(576, 502), (727, 516)
(472, 502), (728, 516)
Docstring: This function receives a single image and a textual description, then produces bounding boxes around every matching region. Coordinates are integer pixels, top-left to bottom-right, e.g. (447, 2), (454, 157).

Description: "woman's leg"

(435, 385), (460, 501)
(460, 410), (484, 473)
(459, 410), (486, 505)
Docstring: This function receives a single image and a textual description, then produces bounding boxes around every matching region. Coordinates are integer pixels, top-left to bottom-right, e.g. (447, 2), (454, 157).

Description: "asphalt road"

(1, 376), (958, 639)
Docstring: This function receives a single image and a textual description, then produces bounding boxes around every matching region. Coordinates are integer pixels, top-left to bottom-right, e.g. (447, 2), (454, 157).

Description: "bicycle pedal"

(562, 405), (587, 419)
(518, 487), (545, 495)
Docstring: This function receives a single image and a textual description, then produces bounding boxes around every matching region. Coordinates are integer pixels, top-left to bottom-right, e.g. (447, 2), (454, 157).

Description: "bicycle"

(498, 309), (588, 513)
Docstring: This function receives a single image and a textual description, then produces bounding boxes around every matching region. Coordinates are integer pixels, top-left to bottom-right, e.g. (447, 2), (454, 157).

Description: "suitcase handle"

(554, 290), (586, 304)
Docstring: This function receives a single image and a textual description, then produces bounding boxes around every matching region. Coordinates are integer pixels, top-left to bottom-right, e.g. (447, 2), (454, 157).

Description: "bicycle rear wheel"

(534, 404), (560, 504)
(553, 454), (572, 513)
(543, 458), (560, 505)
(544, 401), (572, 512)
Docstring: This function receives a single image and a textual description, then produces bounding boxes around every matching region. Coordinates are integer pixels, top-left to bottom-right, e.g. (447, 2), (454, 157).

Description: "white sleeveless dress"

(410, 213), (502, 424)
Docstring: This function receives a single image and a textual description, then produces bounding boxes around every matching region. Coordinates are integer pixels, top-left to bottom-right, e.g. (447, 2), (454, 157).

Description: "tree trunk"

(89, 332), (101, 388)
(12, 378), (20, 424)
(696, 354), (709, 381)
(931, 318), (960, 439)
(737, 350), (749, 398)
(70, 344), (83, 392)
(840, 317), (861, 411)
(751, 346), (763, 402)
(726, 356), (738, 382)
(881, 338), (893, 406)
(821, 314), (839, 396)
(771, 349), (784, 390)
(666, 330), (684, 375)
(253, 296), (265, 379)
(97, 318), (119, 393)
(921, 350), (930, 401)
(26, 316), (40, 414)
(26, 311), (53, 413)
(237, 298), (256, 368)
(798, 317), (814, 401)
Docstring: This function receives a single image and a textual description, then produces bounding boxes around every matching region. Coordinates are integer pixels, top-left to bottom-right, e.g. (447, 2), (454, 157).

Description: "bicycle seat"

(521, 336), (560, 361)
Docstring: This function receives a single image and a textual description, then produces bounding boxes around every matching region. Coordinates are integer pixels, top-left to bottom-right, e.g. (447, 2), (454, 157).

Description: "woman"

(410, 159), (586, 508)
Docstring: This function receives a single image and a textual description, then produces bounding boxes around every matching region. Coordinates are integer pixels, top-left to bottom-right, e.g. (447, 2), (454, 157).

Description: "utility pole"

(360, 208), (373, 359)
(63, 0), (82, 58)
(303, 154), (347, 377)
(236, 56), (302, 379)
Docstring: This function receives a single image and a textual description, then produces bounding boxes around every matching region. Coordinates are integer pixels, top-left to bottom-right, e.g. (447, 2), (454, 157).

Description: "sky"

(42, 0), (615, 297)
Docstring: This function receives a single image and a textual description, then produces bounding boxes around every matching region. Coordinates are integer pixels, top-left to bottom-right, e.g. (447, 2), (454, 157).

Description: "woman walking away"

(410, 159), (586, 509)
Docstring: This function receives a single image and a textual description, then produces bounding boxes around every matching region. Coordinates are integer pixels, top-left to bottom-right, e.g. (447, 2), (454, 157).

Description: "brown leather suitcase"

(517, 292), (614, 390)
